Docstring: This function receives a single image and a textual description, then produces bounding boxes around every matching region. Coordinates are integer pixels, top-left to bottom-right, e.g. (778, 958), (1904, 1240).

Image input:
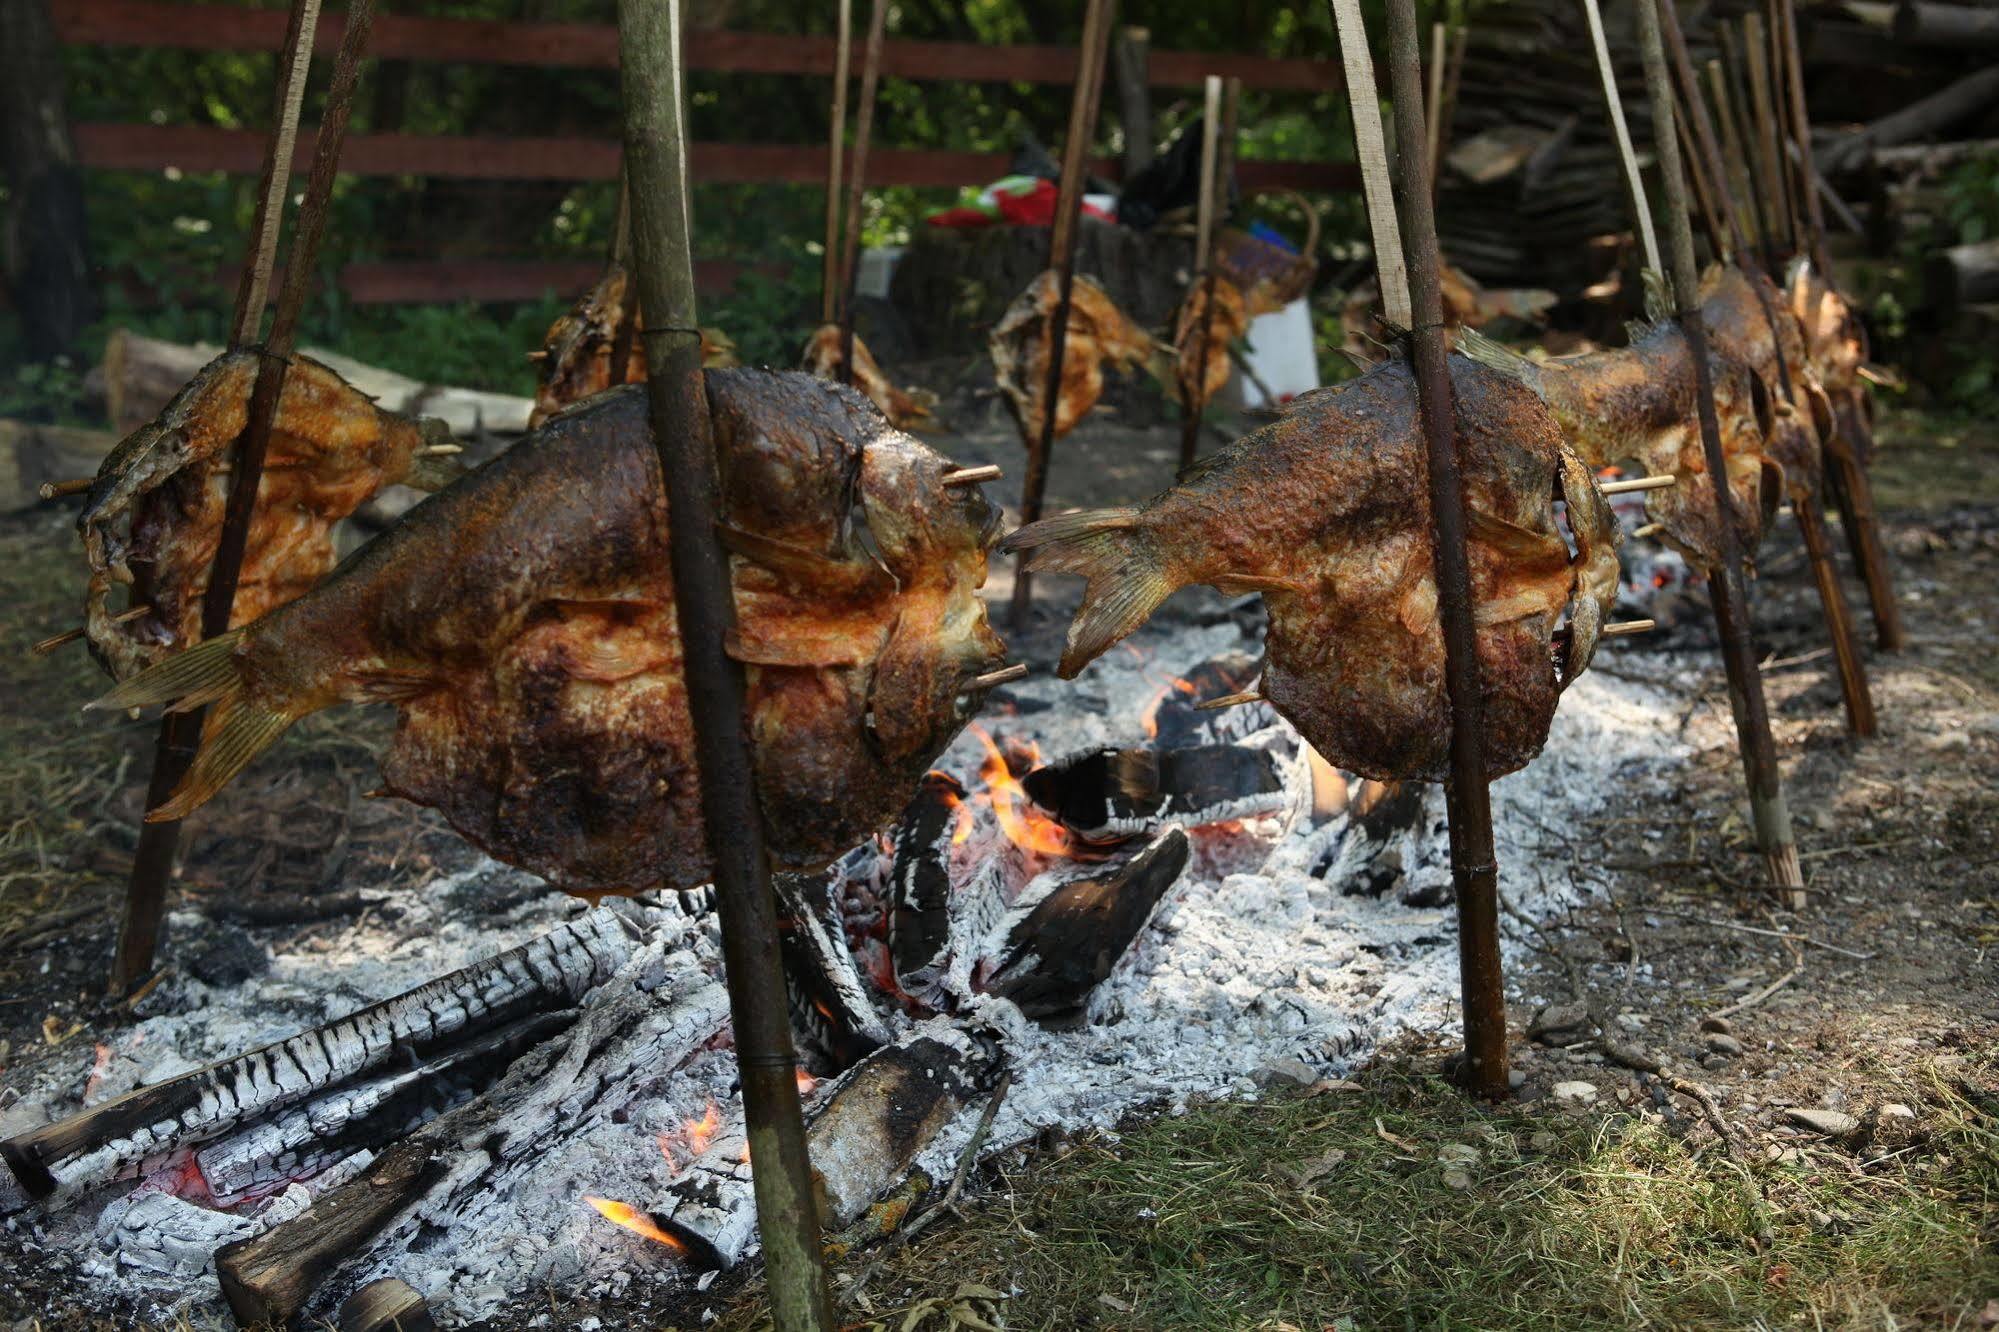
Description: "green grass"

(725, 1060), (1998, 1332)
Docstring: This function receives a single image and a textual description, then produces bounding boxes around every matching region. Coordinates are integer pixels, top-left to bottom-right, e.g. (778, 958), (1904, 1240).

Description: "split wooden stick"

(821, 0), (853, 325)
(1327, 0), (1411, 328)
(1582, 0), (1662, 275)
(836, 0), (888, 385)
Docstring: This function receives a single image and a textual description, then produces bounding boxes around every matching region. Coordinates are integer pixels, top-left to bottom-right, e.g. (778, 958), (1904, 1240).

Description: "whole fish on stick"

(988, 272), (1158, 442)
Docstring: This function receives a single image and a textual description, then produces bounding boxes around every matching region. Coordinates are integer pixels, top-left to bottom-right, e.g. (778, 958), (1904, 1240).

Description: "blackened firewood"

(981, 827), (1190, 1022)
(776, 869), (891, 1069)
(888, 771), (964, 992)
(0, 909), (639, 1207)
(1023, 745), (1284, 841)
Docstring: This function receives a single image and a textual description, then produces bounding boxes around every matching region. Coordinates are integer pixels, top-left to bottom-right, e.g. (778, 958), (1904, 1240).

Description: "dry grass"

(717, 1059), (1998, 1332)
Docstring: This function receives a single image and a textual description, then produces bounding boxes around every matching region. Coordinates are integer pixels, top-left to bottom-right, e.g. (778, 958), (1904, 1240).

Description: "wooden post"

(836, 0), (886, 385)
(1380, 0), (1510, 1100)
(613, 1), (834, 1327)
(110, 0), (348, 997)
(821, 0), (852, 325)
(1637, 0), (1805, 902)
(1009, 0), (1117, 630)
(1112, 25), (1153, 178)
(1177, 74), (1226, 472)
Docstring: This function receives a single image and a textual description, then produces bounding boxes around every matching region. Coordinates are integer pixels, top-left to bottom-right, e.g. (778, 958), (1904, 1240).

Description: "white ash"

(2, 613), (1691, 1326)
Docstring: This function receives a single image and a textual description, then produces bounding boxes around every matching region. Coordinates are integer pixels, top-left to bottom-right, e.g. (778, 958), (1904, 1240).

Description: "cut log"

(887, 772), (966, 997)
(215, 960), (730, 1327)
(1893, 1), (1999, 47)
(0, 418), (117, 513)
(1818, 64), (1999, 173)
(339, 1278), (434, 1332)
(1924, 238), (1999, 319)
(1871, 137), (1999, 172)
(656, 1024), (1003, 1270)
(93, 328), (535, 438)
(0, 908), (638, 1206)
(775, 867), (892, 1069)
(1022, 745), (1286, 841)
(978, 827), (1190, 1022)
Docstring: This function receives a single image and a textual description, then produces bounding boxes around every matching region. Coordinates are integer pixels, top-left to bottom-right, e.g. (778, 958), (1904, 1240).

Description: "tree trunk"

(1819, 63), (1999, 173)
(0, 0), (97, 361)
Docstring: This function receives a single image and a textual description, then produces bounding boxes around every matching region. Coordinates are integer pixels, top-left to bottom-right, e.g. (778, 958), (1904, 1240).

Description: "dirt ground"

(0, 388), (1995, 1329)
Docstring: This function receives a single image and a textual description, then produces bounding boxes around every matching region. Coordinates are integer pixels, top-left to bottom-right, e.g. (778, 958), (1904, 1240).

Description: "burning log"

(887, 772), (967, 998)
(776, 869), (893, 1068)
(214, 959), (730, 1326)
(1022, 746), (1285, 842)
(0, 909), (639, 1207)
(978, 827), (1190, 1022)
(655, 1025), (1003, 1270)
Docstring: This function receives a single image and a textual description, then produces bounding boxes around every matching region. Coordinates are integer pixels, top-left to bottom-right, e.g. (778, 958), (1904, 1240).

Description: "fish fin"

(1453, 328), (1535, 381)
(1001, 508), (1176, 677)
(716, 522), (879, 594)
(146, 692), (295, 822)
(1210, 572), (1308, 596)
(1641, 267), (1672, 324)
(87, 630), (246, 714)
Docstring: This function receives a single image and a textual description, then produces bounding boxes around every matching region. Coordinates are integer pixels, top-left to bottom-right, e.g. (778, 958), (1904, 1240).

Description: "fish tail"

(87, 631), (300, 821)
(1002, 508), (1177, 677)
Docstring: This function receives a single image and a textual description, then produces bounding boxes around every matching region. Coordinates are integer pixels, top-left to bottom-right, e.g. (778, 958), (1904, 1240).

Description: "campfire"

(0, 616), (1687, 1327)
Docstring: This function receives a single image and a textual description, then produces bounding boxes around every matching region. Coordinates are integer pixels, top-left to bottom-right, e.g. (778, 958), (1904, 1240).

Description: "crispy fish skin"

(529, 263), (738, 428)
(1785, 258), (1875, 468)
(800, 323), (939, 430)
(77, 351), (454, 682)
(1170, 276), (1250, 407)
(96, 371), (1007, 896)
(989, 272), (1156, 441)
(1003, 355), (1619, 782)
(1698, 264), (1823, 502)
(1457, 312), (1778, 570)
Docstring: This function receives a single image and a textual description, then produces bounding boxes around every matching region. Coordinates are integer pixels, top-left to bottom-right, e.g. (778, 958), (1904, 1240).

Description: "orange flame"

(967, 725), (1073, 858)
(657, 1098), (724, 1174)
(83, 1042), (112, 1102)
(1136, 673), (1196, 739)
(796, 1070), (818, 1095)
(583, 1196), (685, 1252)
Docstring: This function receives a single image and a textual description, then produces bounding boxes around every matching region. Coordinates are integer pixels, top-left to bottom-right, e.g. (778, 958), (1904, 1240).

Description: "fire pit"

(0, 614), (1688, 1327)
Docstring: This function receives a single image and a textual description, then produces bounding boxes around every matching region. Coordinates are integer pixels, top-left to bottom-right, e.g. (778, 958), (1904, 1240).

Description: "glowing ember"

(656, 1098), (724, 1173)
(582, 1196), (684, 1252)
(82, 1042), (112, 1103)
(967, 725), (1074, 858)
(795, 1070), (817, 1095)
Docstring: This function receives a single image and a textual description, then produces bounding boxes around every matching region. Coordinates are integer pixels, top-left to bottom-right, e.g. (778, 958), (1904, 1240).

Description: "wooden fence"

(56, 0), (1359, 303)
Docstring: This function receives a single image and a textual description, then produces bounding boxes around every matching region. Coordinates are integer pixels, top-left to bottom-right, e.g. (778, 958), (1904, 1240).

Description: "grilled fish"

(1697, 264), (1822, 502)
(96, 372), (1009, 896)
(1003, 354), (1620, 782)
(989, 272), (1156, 441)
(529, 263), (738, 428)
(1169, 276), (1250, 408)
(801, 323), (939, 430)
(76, 352), (460, 683)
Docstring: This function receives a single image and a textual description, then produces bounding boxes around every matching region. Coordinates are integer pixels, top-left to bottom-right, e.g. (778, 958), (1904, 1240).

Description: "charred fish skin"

(76, 351), (451, 683)
(989, 272), (1156, 441)
(96, 371), (1007, 898)
(1005, 354), (1618, 783)
(1698, 263), (1824, 503)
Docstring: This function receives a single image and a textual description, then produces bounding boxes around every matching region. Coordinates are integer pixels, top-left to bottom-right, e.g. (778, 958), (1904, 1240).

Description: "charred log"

(656, 1025), (1003, 1270)
(0, 909), (639, 1207)
(1924, 238), (1999, 320)
(338, 1278), (434, 1332)
(979, 827), (1190, 1022)
(887, 772), (966, 994)
(1023, 746), (1285, 841)
(776, 868), (892, 1069)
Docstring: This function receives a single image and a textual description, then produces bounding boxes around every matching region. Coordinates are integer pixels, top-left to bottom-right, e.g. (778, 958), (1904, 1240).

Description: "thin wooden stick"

(1600, 619), (1657, 637)
(1178, 74), (1227, 472)
(615, 0), (833, 1324)
(821, 0), (852, 325)
(1715, 36), (1772, 256)
(1582, 0), (1662, 276)
(836, 0), (887, 386)
(1636, 0), (1805, 902)
(1009, 0), (1117, 630)
(1438, 25), (1469, 179)
(1796, 494), (1877, 735)
(1600, 473), (1677, 494)
(1380, 0), (1509, 1100)
(228, 0), (323, 346)
(1658, 0), (1748, 257)
(1425, 21), (1446, 182)
(1742, 13), (1798, 262)
(37, 476), (93, 500)
(1327, 0), (1410, 328)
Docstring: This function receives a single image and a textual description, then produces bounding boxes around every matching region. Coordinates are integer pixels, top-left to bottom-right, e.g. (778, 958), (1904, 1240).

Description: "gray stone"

(1253, 1056), (1320, 1089)
(1877, 1102), (1917, 1122)
(1698, 1015), (1734, 1035)
(1704, 1033), (1745, 1057)
(1551, 1080), (1599, 1106)
(1508, 1068), (1526, 1090)
(1530, 1002), (1593, 1043)
(1786, 1107), (1861, 1137)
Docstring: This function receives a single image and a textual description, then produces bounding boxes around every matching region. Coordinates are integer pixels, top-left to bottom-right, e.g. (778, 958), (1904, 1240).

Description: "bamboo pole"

(821, 0), (852, 325)
(613, 1), (834, 1326)
(1177, 74), (1225, 472)
(1582, 0), (1661, 275)
(1378, 0), (1509, 1100)
(1659, 0), (1748, 258)
(836, 0), (887, 386)
(111, 0), (370, 997)
(1636, 0), (1805, 902)
(1327, 0), (1410, 328)
(1009, 0), (1116, 630)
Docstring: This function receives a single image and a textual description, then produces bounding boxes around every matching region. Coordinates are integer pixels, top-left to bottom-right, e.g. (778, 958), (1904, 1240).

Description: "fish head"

(854, 426), (1004, 580)
(865, 598), (1008, 764)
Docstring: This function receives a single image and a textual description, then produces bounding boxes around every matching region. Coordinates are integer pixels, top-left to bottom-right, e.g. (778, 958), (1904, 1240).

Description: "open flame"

(582, 1196), (685, 1252)
(656, 1098), (723, 1174)
(1137, 672), (1198, 740)
(966, 725), (1074, 858)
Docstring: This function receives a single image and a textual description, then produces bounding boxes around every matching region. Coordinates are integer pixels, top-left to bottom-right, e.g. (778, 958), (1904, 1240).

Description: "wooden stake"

(614, 1), (833, 1326)
(1328, 0), (1410, 328)
(1796, 495), (1877, 735)
(821, 0), (852, 325)
(1582, 0), (1662, 276)
(112, 0), (372, 998)
(1658, 0), (1748, 257)
(1715, 35), (1773, 257)
(1009, 0), (1117, 630)
(1425, 21), (1447, 182)
(1178, 74), (1230, 472)
(1742, 14), (1798, 263)
(1381, 0), (1509, 1100)
(836, 0), (887, 386)
(1636, 0), (1805, 901)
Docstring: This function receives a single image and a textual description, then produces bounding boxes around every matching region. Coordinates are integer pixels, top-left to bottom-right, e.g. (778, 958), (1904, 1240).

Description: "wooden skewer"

(1582, 0), (1662, 276)
(1600, 619), (1657, 637)
(968, 663), (1029, 690)
(941, 464), (1001, 486)
(415, 443), (463, 456)
(1633, 522), (1664, 539)
(524, 350), (548, 362)
(1600, 473), (1677, 495)
(822, 0), (854, 326)
(31, 627), (85, 656)
(1195, 688), (1263, 712)
(38, 477), (94, 501)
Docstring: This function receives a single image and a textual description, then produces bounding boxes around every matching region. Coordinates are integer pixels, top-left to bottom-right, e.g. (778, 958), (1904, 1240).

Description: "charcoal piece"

(776, 872), (891, 1069)
(186, 921), (270, 987)
(1023, 744), (1284, 841)
(981, 827), (1190, 1022)
(887, 771), (965, 993)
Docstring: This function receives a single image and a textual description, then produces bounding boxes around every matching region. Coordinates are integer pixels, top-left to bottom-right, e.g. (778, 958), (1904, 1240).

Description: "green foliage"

(1939, 154), (1999, 247)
